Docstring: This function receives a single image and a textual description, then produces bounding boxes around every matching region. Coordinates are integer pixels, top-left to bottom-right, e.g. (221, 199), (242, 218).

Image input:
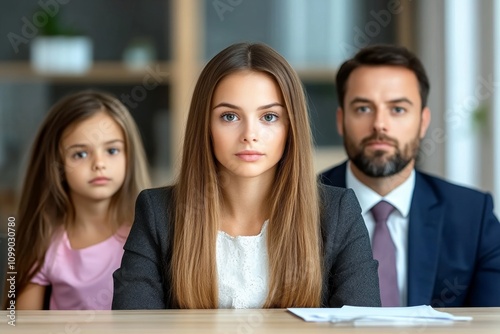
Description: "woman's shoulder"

(318, 183), (361, 225)
(138, 186), (175, 202)
(135, 186), (175, 212)
(133, 186), (175, 230)
(318, 183), (356, 204)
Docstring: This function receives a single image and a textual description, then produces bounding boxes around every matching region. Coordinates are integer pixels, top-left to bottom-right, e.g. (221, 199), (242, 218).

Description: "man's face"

(337, 65), (431, 177)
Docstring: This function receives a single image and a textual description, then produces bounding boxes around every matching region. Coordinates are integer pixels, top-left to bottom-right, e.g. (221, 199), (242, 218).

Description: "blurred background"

(0, 0), (499, 224)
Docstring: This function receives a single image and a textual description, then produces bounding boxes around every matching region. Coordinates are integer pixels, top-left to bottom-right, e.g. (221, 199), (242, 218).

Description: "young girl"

(6, 91), (151, 310)
(113, 43), (380, 309)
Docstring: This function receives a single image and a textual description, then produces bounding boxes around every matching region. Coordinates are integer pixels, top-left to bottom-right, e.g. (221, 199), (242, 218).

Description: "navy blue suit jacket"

(320, 162), (500, 307)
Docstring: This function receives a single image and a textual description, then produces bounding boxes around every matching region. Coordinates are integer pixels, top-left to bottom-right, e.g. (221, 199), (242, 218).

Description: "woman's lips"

(235, 151), (264, 162)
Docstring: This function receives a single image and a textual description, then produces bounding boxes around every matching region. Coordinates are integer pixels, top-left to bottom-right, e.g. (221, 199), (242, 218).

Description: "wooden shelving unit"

(0, 61), (171, 84)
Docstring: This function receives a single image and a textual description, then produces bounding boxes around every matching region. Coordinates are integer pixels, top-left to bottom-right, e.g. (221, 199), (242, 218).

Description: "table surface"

(1, 308), (499, 333)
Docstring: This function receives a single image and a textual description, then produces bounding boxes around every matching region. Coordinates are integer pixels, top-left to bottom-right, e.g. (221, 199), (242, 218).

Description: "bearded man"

(320, 44), (500, 307)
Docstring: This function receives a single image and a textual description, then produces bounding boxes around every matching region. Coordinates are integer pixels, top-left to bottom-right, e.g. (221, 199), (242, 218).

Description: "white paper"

(287, 305), (472, 326)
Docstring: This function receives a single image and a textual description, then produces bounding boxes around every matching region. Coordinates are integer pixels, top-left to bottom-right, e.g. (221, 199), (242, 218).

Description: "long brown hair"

(5, 90), (151, 307)
(172, 42), (322, 308)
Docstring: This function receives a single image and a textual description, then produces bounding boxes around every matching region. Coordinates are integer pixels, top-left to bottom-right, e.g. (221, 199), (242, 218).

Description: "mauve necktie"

(371, 201), (400, 307)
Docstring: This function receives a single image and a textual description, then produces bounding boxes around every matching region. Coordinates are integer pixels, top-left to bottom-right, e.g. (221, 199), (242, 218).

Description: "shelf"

(0, 61), (171, 84)
(0, 61), (337, 85)
(295, 67), (338, 83)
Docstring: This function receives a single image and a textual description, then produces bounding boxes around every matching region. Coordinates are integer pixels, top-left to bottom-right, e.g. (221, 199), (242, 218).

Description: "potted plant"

(30, 12), (93, 74)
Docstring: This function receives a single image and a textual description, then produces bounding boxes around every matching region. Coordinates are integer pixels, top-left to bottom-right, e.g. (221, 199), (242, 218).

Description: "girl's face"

(210, 70), (289, 180)
(61, 112), (127, 203)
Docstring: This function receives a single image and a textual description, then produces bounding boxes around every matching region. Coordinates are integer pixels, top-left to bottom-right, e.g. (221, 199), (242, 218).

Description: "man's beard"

(343, 129), (420, 178)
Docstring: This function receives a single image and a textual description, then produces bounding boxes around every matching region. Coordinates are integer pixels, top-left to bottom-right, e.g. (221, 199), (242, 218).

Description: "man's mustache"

(360, 133), (399, 147)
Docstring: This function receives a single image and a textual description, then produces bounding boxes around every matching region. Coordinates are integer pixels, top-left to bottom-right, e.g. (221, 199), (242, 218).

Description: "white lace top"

(216, 220), (269, 308)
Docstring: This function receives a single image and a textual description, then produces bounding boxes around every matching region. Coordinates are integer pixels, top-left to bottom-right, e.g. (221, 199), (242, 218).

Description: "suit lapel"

(407, 172), (445, 306)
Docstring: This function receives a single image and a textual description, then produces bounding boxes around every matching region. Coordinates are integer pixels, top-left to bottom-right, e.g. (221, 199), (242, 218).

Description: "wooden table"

(1, 308), (499, 333)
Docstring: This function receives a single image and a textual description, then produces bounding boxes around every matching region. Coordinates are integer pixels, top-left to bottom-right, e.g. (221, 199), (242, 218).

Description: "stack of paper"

(288, 305), (472, 326)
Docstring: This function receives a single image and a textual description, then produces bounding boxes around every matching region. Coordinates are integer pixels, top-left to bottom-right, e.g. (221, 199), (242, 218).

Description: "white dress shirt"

(346, 163), (415, 306)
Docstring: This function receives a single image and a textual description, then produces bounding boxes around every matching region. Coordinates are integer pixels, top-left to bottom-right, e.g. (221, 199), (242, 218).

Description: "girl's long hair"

(172, 43), (322, 308)
(4, 90), (150, 307)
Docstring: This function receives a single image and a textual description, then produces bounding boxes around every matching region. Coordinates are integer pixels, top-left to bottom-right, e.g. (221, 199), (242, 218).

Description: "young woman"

(5, 91), (151, 309)
(113, 43), (380, 309)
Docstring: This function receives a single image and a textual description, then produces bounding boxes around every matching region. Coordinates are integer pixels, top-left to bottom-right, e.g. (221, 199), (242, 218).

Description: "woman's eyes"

(261, 113), (279, 122)
(220, 112), (279, 122)
(221, 113), (239, 122)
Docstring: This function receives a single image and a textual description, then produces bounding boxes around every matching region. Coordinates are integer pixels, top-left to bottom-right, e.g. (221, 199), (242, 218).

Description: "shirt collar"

(346, 162), (415, 217)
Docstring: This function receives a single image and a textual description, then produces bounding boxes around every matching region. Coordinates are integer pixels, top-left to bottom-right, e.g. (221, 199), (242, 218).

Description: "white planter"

(30, 36), (93, 74)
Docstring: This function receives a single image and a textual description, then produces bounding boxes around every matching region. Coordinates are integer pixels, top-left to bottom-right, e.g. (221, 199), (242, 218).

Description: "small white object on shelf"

(123, 37), (157, 71)
(30, 36), (93, 74)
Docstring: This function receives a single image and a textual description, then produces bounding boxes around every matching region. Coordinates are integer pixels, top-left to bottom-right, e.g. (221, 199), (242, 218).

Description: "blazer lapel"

(407, 172), (445, 306)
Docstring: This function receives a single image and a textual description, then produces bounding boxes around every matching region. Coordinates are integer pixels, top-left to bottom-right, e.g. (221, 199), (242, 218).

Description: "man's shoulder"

(416, 170), (492, 201)
(319, 162), (346, 176)
(413, 171), (493, 219)
(319, 162), (347, 187)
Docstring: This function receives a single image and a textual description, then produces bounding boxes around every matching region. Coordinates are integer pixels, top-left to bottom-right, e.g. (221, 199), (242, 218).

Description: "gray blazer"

(112, 185), (381, 309)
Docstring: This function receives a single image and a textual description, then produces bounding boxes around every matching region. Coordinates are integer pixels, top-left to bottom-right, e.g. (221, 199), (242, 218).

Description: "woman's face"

(210, 70), (289, 181)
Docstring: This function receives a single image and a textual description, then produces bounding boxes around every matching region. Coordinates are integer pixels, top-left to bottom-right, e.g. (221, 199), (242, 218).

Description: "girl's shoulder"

(47, 226), (66, 249)
(40, 227), (69, 266)
(115, 223), (132, 238)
